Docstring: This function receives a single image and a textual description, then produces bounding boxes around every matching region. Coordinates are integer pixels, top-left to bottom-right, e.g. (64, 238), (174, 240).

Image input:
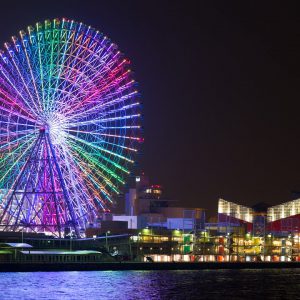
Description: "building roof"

(24, 234), (130, 241)
(20, 250), (102, 255)
(1, 243), (33, 248)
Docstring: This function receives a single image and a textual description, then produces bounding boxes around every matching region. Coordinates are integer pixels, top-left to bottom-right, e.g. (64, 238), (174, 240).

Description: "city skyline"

(0, 3), (299, 298)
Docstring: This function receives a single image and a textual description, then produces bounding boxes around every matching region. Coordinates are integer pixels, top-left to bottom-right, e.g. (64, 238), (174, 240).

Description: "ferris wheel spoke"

(66, 112), (140, 128)
(51, 69), (96, 111)
(0, 131), (35, 148)
(48, 23), (75, 112)
(19, 34), (44, 115)
(99, 140), (137, 154)
(4, 46), (43, 115)
(44, 23), (57, 112)
(0, 67), (40, 118)
(67, 127), (140, 145)
(63, 69), (131, 116)
(67, 143), (119, 192)
(0, 136), (36, 167)
(97, 133), (140, 141)
(53, 45), (126, 116)
(99, 100), (140, 117)
(74, 145), (125, 185)
(52, 25), (89, 110)
(59, 173), (96, 216)
(0, 128), (35, 139)
(66, 31), (116, 74)
(58, 60), (129, 116)
(58, 147), (100, 212)
(105, 125), (140, 130)
(66, 140), (124, 187)
(0, 87), (38, 121)
(54, 57), (109, 113)
(65, 45), (118, 87)
(0, 105), (37, 123)
(65, 131), (133, 172)
(0, 144), (34, 170)
(64, 89), (138, 121)
(67, 133), (133, 163)
(67, 148), (113, 198)
(0, 136), (36, 185)
(69, 150), (114, 202)
(0, 120), (37, 128)
(35, 24), (46, 110)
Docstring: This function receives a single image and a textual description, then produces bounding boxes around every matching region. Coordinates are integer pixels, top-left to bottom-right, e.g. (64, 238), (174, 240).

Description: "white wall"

(113, 215), (138, 229)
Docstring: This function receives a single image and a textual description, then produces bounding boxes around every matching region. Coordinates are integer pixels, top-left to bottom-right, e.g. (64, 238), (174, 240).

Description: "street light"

(70, 236), (73, 251)
(137, 232), (141, 258)
(105, 231), (111, 251)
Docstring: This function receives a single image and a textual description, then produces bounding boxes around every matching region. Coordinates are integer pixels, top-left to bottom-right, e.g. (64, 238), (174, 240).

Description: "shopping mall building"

(127, 198), (300, 263)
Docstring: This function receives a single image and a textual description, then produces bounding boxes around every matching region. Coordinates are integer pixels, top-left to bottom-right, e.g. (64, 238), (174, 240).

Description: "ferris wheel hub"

(39, 124), (49, 134)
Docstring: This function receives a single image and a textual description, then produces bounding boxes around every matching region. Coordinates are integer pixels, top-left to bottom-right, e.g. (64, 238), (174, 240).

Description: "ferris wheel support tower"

(0, 126), (81, 237)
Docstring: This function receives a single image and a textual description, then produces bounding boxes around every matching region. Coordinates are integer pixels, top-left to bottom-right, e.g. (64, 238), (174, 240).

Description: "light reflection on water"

(0, 269), (300, 299)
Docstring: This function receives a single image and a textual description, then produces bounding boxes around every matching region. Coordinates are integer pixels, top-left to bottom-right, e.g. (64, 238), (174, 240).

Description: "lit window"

(153, 189), (162, 194)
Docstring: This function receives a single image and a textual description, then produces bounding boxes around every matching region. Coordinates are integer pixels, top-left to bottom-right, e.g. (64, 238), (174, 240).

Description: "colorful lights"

(0, 19), (142, 236)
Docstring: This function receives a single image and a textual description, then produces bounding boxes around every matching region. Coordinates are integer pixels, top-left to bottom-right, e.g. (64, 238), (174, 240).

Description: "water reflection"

(0, 269), (299, 299)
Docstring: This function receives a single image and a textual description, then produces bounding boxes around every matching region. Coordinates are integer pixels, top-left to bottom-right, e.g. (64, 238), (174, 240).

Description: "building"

(268, 198), (300, 233)
(218, 198), (253, 232)
(113, 174), (206, 231)
(218, 197), (300, 236)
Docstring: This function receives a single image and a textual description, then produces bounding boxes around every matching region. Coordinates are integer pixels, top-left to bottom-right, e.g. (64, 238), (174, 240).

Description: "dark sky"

(0, 1), (299, 215)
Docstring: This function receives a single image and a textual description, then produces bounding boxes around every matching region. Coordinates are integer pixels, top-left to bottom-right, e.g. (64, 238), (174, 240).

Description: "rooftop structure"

(218, 197), (300, 234)
(218, 198), (253, 224)
(268, 198), (300, 222)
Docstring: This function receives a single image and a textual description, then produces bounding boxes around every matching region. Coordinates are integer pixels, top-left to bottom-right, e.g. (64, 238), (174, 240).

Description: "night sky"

(0, 1), (299, 215)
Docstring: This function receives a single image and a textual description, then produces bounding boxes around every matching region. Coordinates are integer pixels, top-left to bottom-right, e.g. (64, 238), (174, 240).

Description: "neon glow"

(0, 18), (141, 237)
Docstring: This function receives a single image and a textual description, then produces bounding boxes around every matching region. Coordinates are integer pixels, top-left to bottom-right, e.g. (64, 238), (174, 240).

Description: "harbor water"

(0, 269), (299, 299)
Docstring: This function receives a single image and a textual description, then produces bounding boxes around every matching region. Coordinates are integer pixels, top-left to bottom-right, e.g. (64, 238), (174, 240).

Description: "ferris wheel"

(0, 18), (142, 237)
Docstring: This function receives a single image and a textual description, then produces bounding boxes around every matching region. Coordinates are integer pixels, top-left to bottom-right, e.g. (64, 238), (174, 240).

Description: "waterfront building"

(218, 197), (300, 235)
(109, 174), (206, 232)
(268, 199), (300, 233)
(2, 182), (300, 264)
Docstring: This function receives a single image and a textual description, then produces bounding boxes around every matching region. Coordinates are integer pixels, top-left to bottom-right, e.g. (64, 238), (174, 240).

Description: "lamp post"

(295, 227), (300, 261)
(295, 228), (300, 261)
(70, 236), (73, 251)
(267, 233), (272, 261)
(298, 230), (300, 260)
(288, 234), (292, 261)
(227, 232), (231, 262)
(105, 230), (111, 251)
(138, 232), (141, 259)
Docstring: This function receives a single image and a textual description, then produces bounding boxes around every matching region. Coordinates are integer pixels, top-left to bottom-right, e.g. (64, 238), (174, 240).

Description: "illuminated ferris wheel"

(0, 18), (142, 237)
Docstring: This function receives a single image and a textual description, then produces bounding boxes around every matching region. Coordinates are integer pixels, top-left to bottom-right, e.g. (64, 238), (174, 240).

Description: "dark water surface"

(0, 269), (299, 299)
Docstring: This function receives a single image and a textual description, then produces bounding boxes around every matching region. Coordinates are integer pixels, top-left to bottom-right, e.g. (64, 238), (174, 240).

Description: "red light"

(151, 185), (161, 189)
